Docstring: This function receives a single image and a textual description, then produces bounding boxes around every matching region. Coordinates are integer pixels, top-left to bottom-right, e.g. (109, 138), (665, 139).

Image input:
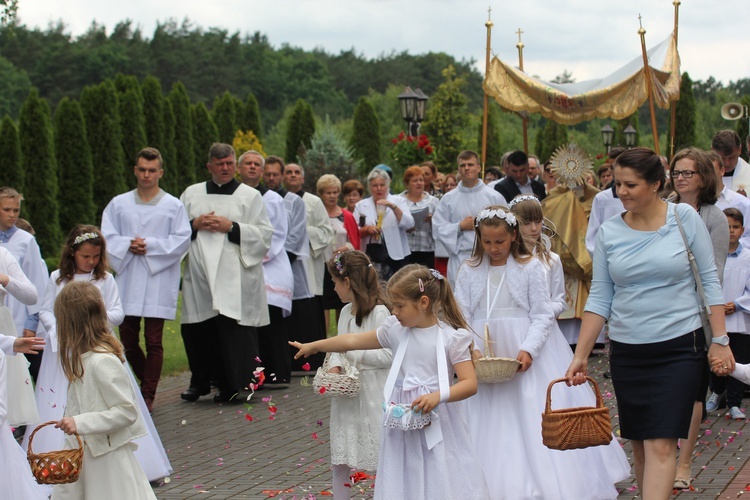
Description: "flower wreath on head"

(474, 208), (517, 227)
(508, 194), (541, 210)
(333, 252), (346, 276)
(73, 232), (99, 246)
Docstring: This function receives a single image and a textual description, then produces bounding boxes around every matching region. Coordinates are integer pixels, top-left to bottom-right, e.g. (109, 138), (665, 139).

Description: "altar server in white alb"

(179, 143), (273, 404)
(433, 150), (507, 286)
(101, 147), (192, 412)
(238, 150), (294, 385)
(0, 187), (49, 383)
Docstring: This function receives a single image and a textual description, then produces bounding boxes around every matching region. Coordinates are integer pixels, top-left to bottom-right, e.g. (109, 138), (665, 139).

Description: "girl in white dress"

(51, 281), (156, 499)
(291, 264), (489, 500)
(0, 246), (39, 428)
(0, 348), (47, 499)
(455, 206), (629, 500)
(23, 225), (172, 489)
(325, 251), (391, 499)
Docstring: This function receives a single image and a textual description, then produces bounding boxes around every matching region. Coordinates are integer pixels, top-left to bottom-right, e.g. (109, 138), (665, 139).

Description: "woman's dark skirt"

(610, 329), (705, 440)
(322, 266), (345, 310)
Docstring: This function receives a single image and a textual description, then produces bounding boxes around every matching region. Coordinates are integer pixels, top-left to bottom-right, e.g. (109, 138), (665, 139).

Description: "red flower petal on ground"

(245, 414), (253, 421)
(302, 363), (311, 371)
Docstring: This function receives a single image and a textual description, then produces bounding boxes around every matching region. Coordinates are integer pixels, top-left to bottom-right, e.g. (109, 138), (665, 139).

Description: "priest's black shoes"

(181, 386), (210, 401)
(214, 390), (241, 404)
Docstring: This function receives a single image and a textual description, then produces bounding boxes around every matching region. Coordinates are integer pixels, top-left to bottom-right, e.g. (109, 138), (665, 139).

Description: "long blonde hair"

(508, 196), (551, 265)
(56, 281), (124, 382)
(387, 264), (469, 332)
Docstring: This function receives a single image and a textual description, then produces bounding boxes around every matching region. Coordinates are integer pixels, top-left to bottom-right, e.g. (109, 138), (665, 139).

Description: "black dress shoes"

(214, 390), (241, 404)
(180, 386), (210, 401)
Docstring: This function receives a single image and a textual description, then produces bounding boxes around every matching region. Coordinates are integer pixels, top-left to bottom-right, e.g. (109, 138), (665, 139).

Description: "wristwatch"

(711, 335), (730, 346)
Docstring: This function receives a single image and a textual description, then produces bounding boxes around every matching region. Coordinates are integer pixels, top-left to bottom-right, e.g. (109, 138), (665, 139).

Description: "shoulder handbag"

(673, 205), (713, 347)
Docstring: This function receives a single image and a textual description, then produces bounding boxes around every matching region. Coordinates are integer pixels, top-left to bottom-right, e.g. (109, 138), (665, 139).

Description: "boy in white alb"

(101, 148), (192, 411)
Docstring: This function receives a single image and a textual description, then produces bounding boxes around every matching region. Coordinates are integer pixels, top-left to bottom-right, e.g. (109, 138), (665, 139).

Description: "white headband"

(73, 232), (99, 246)
(508, 194), (542, 210)
(475, 209), (517, 227)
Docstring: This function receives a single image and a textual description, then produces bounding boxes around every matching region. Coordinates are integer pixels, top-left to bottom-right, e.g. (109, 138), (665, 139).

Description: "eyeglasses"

(672, 170), (697, 179)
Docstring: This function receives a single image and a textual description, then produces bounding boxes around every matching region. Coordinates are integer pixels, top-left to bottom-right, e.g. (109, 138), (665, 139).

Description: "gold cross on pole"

(638, 14), (643, 29)
(487, 5), (492, 21)
(516, 28), (524, 44)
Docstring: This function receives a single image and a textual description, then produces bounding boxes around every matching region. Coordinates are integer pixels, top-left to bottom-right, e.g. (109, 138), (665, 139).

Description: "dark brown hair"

(136, 147), (163, 168)
(670, 147), (718, 206)
(614, 147), (666, 191)
(326, 251), (386, 327)
(342, 179), (364, 197)
(57, 224), (109, 285)
(712, 130), (741, 156)
(724, 207), (744, 226)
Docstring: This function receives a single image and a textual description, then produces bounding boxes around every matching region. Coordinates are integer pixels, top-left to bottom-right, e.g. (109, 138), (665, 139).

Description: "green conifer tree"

(18, 89), (61, 256)
(0, 115), (22, 190)
(168, 82), (195, 194)
(422, 65), (469, 168)
(286, 98), (316, 163)
(350, 96), (381, 172)
(615, 113), (640, 149)
(191, 102), (219, 183)
(55, 98), (95, 229)
(80, 81), (126, 222)
(212, 91), (237, 145)
(239, 92), (263, 139)
(118, 86), (147, 189)
(141, 76), (165, 155)
(161, 99), (177, 194)
(477, 101), (502, 167)
(300, 116), (360, 190)
(673, 72), (697, 152)
(539, 120), (569, 164)
(737, 95), (750, 159)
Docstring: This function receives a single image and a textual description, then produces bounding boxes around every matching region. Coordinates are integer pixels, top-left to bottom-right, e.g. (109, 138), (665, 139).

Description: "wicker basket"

(27, 421), (83, 485)
(473, 324), (521, 383)
(312, 352), (361, 398)
(541, 377), (613, 451)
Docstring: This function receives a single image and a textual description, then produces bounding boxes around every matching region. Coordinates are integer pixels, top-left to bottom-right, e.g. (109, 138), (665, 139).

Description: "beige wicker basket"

(473, 324), (521, 383)
(27, 421), (83, 485)
(313, 352), (361, 397)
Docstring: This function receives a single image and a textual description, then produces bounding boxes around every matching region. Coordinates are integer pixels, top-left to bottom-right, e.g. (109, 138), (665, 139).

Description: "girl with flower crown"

(323, 251), (391, 499)
(291, 264), (489, 500)
(454, 205), (629, 500)
(23, 224), (172, 494)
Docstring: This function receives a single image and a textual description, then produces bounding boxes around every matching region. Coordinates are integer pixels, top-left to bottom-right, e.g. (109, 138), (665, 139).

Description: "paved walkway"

(147, 350), (750, 499)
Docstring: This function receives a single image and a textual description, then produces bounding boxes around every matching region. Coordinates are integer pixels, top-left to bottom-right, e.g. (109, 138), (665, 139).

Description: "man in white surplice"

(238, 150), (294, 384)
(179, 143), (273, 404)
(101, 147), (191, 411)
(433, 150), (507, 286)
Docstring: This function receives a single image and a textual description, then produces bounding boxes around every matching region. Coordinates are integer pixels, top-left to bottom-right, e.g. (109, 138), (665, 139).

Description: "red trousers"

(119, 316), (165, 401)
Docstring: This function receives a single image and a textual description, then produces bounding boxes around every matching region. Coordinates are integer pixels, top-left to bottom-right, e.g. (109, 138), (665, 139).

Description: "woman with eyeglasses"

(566, 147), (733, 499)
(668, 147), (730, 490)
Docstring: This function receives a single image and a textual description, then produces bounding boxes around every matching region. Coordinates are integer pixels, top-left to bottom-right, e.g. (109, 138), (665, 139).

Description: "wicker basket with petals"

(27, 421), (83, 485)
(473, 324), (521, 383)
(313, 352), (361, 397)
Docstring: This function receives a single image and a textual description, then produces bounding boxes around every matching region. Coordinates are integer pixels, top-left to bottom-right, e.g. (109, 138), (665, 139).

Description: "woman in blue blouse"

(565, 147), (735, 500)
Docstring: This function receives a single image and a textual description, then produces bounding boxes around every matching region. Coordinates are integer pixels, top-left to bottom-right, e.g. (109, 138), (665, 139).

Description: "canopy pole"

(516, 28), (528, 154)
(481, 7), (493, 178)
(638, 15), (660, 156)
(668, 0), (681, 161)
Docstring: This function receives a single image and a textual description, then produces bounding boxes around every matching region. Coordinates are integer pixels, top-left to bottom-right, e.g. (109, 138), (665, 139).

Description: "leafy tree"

(534, 126), (545, 161)
(55, 97), (95, 229)
(350, 96), (381, 173)
(161, 99), (176, 194)
(18, 89), (61, 256)
(614, 112), (640, 149)
(0, 115), (22, 190)
(233, 130), (265, 159)
(538, 119), (569, 165)
(80, 81), (125, 222)
(141, 76), (165, 153)
(672, 72), (696, 152)
(738, 95), (750, 159)
(477, 101), (502, 167)
(0, 56), (31, 119)
(239, 91), (262, 138)
(117, 83), (147, 189)
(422, 65), (469, 169)
(285, 98), (316, 163)
(299, 116), (360, 191)
(1, 0), (18, 25)
(212, 91), (237, 145)
(168, 81), (195, 194)
(191, 102), (219, 183)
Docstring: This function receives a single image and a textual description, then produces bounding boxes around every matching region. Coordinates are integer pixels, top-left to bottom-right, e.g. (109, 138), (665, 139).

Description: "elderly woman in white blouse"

(354, 167), (414, 279)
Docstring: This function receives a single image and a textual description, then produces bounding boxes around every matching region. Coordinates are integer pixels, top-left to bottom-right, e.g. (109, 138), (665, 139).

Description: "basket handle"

(322, 351), (353, 374)
(544, 376), (605, 413)
(483, 323), (495, 359)
(27, 420), (84, 457)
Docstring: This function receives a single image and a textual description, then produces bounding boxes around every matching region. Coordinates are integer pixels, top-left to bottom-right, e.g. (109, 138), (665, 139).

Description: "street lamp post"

(624, 125), (637, 148)
(601, 124), (614, 154)
(398, 86), (429, 138)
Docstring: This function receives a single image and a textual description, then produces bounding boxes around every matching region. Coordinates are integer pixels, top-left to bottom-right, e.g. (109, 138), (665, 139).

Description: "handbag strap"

(673, 205), (712, 317)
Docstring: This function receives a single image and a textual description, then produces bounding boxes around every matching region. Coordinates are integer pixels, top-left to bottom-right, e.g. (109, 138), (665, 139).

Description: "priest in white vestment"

(239, 151), (294, 384)
(433, 150), (507, 286)
(179, 143), (273, 404)
(101, 147), (192, 410)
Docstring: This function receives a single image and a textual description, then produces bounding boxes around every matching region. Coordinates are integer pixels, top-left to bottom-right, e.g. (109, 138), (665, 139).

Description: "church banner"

(483, 33), (680, 125)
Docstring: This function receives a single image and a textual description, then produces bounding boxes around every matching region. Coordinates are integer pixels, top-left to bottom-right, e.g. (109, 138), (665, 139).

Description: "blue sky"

(17, 0), (749, 84)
